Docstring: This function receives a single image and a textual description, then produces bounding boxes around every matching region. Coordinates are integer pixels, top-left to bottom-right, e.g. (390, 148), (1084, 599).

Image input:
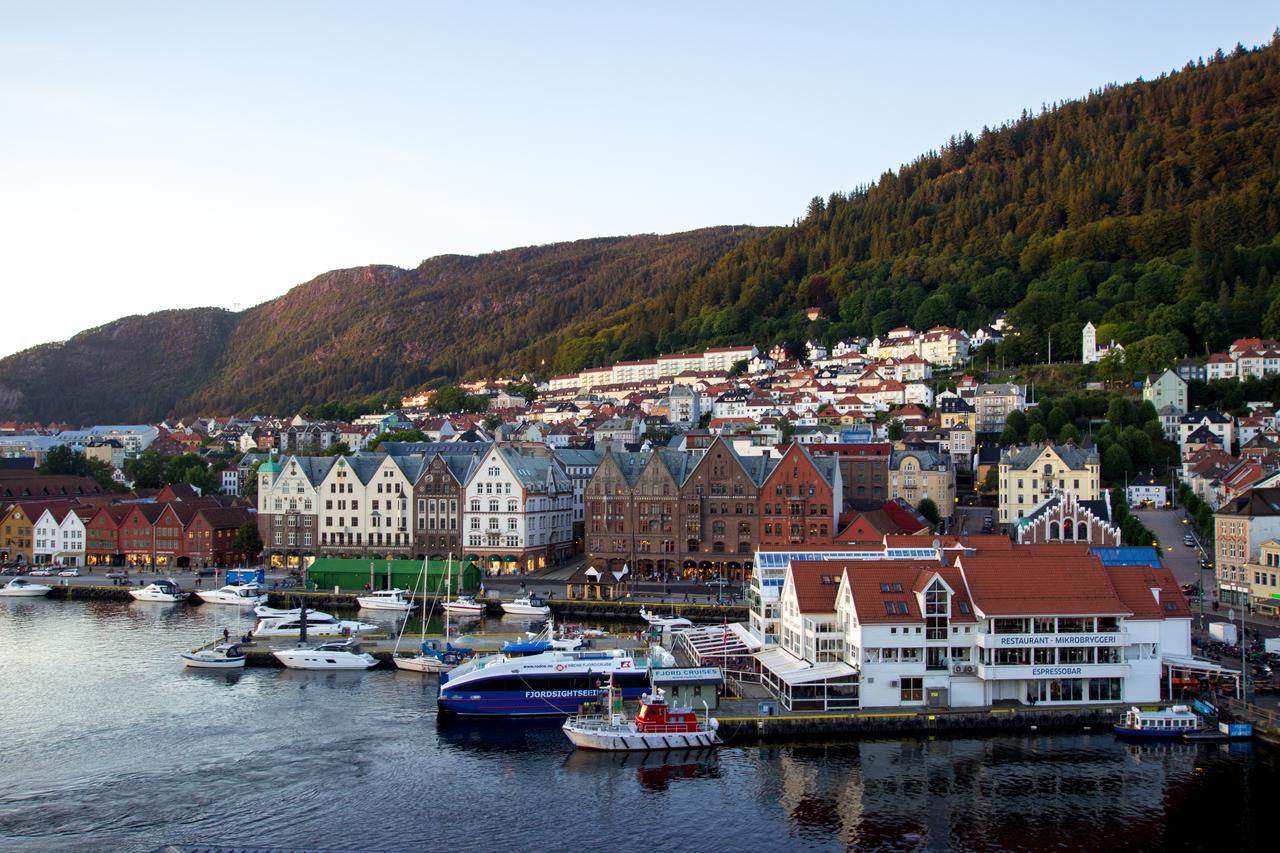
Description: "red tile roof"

(786, 560), (843, 613)
(956, 553), (1130, 616)
(1104, 565), (1192, 620)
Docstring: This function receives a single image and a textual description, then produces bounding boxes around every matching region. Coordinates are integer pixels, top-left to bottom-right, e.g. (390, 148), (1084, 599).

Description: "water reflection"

(0, 600), (1276, 853)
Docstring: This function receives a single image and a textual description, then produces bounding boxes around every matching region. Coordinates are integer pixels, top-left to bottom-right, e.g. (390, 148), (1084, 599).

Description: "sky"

(1, 2), (1277, 358)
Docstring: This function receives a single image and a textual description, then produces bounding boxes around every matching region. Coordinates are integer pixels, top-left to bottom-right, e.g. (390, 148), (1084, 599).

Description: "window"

(900, 677), (923, 702)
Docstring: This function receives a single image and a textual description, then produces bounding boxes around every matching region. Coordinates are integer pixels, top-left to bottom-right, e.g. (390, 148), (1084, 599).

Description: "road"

(1134, 508), (1208, 588)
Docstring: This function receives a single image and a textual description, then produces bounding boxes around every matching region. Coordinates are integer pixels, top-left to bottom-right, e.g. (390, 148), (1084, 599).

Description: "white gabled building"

(315, 454), (418, 557)
(32, 505), (87, 566)
(754, 546), (1197, 712)
(463, 445), (575, 575)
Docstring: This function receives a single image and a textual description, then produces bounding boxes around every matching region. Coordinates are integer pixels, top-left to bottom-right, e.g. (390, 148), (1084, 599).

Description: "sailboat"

(394, 554), (473, 673)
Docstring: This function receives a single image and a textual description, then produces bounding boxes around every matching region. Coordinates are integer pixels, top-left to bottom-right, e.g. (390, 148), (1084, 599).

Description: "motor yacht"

(253, 605), (336, 620)
(500, 594), (551, 617)
(356, 588), (418, 612)
(273, 639), (378, 670)
(129, 579), (190, 603)
(197, 582), (269, 607)
(251, 612), (379, 638)
(639, 606), (693, 629)
(442, 594), (485, 616)
(180, 642), (247, 669)
(0, 577), (54, 597)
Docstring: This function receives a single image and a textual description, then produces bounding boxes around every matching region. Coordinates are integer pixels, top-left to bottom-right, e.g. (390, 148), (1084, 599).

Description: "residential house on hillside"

(997, 443), (1101, 526)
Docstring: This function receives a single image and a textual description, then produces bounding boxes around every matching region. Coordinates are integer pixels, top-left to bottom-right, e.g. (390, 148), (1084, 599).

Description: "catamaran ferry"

(437, 646), (675, 717)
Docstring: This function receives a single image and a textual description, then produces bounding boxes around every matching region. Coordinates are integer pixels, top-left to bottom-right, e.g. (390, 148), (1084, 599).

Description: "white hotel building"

(750, 543), (1200, 712)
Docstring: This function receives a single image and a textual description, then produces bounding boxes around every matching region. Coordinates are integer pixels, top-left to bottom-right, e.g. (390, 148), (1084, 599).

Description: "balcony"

(975, 631), (1128, 649)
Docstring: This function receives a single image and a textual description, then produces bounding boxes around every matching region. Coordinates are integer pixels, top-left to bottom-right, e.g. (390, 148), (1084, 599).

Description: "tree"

(123, 452), (168, 489)
(1102, 444), (1133, 484)
(775, 417), (795, 443)
(1096, 349), (1127, 385)
(1057, 423), (1082, 445)
(322, 441), (351, 457)
(232, 522), (263, 559)
(727, 359), (749, 378)
(917, 497), (940, 526)
(999, 424), (1020, 447)
(39, 444), (122, 492)
(1027, 423), (1048, 444)
(1004, 409), (1028, 439)
(1193, 302), (1228, 353)
(483, 413), (503, 432)
(1125, 334), (1178, 375)
(241, 460), (264, 502)
(981, 466), (999, 494)
(368, 429), (427, 450)
(887, 420), (904, 440)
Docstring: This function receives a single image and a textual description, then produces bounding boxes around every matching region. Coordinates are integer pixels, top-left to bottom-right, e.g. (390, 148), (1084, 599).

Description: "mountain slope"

(533, 38), (1280, 375)
(0, 309), (238, 424)
(4, 38), (1280, 422)
(180, 228), (762, 414)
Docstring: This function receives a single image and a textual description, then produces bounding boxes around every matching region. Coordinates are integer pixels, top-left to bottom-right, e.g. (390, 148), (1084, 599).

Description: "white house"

(32, 505), (87, 566)
(463, 445), (574, 574)
(752, 547), (1194, 712)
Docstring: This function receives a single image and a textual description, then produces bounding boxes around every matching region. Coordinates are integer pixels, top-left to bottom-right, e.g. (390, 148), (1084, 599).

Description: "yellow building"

(1247, 539), (1280, 616)
(0, 502), (37, 565)
(998, 443), (1101, 525)
(889, 448), (956, 519)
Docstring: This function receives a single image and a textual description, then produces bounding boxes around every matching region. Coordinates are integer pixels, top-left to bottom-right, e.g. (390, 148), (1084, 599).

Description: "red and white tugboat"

(563, 675), (721, 751)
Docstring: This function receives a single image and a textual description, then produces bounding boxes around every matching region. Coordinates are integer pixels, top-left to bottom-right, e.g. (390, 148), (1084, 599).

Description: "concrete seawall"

(715, 705), (1125, 743)
(44, 584), (748, 623)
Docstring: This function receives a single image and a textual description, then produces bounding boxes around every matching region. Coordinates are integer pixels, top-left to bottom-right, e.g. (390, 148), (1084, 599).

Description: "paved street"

(1134, 508), (1207, 587)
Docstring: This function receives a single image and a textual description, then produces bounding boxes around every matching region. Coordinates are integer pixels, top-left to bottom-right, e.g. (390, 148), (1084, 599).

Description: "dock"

(43, 583), (748, 622)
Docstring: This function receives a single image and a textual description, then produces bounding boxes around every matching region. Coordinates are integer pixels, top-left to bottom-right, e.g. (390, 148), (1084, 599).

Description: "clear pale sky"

(1, 3), (1276, 358)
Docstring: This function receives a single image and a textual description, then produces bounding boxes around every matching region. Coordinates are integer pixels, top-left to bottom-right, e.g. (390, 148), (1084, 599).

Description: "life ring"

(555, 664), (566, 671)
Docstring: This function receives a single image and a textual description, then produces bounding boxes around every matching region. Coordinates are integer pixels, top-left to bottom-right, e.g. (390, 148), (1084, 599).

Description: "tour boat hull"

(563, 725), (721, 751)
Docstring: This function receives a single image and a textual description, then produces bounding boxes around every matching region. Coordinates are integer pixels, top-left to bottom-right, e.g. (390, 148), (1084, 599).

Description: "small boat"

(130, 579), (190, 603)
(394, 639), (472, 673)
(563, 677), (721, 751)
(180, 642), (247, 669)
(197, 583), (269, 607)
(1114, 705), (1201, 739)
(356, 588), (418, 611)
(393, 556), (473, 673)
(639, 606), (692, 629)
(0, 577), (53, 597)
(503, 617), (584, 655)
(501, 594), (551, 617)
(274, 639), (378, 670)
(251, 613), (379, 638)
(443, 595), (485, 616)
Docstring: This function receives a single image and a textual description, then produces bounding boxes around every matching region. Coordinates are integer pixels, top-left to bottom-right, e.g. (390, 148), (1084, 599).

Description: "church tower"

(1082, 321), (1097, 364)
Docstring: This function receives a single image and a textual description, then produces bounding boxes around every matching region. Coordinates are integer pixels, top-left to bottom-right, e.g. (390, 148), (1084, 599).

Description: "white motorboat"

(253, 605), (336, 620)
(273, 639), (378, 670)
(501, 594), (551, 617)
(639, 606), (692, 629)
(0, 577), (53, 597)
(180, 642), (247, 669)
(442, 594), (485, 616)
(197, 582), (269, 607)
(130, 579), (190, 603)
(251, 612), (379, 638)
(356, 588), (418, 612)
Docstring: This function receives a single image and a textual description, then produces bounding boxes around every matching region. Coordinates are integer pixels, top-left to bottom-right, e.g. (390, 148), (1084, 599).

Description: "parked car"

(57, 568), (80, 577)
(1183, 535), (1195, 547)
(706, 578), (731, 588)
(106, 569), (129, 579)
(29, 568), (55, 576)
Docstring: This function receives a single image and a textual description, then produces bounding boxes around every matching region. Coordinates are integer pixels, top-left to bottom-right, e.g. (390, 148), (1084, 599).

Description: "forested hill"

(531, 37), (1280, 377)
(4, 37), (1280, 422)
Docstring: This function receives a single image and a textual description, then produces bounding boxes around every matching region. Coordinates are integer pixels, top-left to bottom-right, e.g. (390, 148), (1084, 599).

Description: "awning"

(756, 647), (857, 686)
(1163, 654), (1235, 675)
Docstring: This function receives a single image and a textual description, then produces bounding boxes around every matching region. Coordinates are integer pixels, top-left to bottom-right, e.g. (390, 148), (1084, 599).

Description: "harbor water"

(1, 598), (1276, 852)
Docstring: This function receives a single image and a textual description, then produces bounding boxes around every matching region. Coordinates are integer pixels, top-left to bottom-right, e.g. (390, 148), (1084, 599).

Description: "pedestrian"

(222, 627), (230, 642)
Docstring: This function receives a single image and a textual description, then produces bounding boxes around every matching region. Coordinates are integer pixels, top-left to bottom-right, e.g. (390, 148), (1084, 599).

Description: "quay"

(711, 697), (1127, 743)
(41, 583), (748, 622)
